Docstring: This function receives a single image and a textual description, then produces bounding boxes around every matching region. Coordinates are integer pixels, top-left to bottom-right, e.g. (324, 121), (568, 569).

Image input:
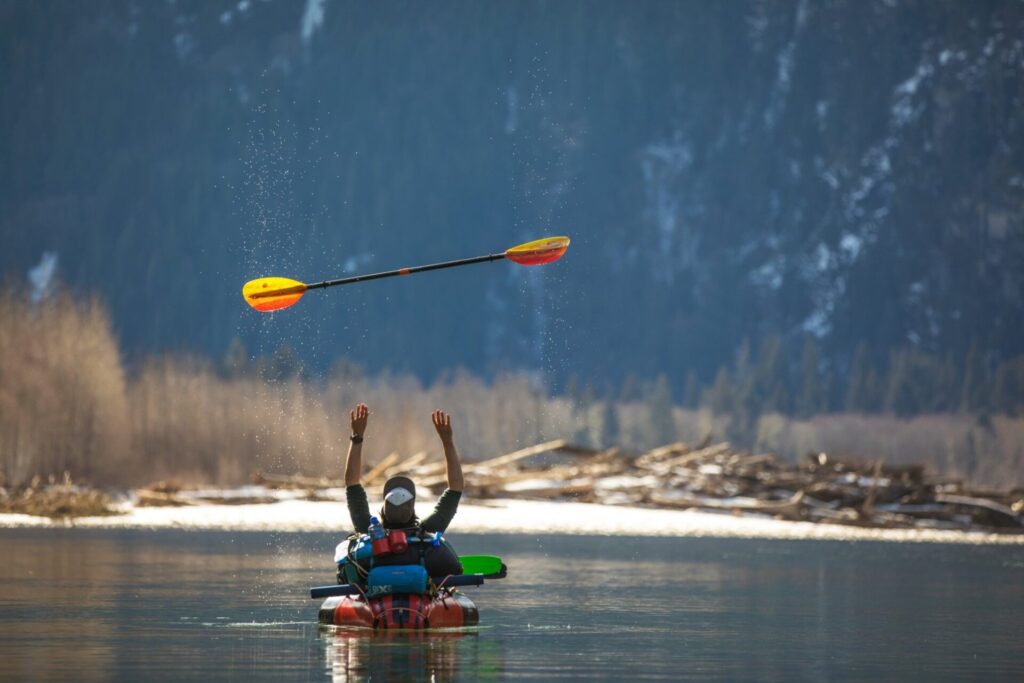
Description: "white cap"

(384, 487), (414, 506)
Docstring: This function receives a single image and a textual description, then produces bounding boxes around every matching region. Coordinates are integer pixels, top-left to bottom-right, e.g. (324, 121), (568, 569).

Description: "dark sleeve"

(346, 484), (371, 534)
(419, 489), (462, 534)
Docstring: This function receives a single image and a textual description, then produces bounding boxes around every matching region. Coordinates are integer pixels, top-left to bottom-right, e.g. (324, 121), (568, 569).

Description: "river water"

(0, 528), (1021, 682)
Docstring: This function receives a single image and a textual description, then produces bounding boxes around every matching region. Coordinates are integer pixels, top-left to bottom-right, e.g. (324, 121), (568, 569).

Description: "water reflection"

(0, 529), (1021, 681)
(321, 626), (504, 682)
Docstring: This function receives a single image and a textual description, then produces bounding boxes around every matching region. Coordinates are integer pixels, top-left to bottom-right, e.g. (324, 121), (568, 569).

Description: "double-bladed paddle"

(243, 236), (570, 312)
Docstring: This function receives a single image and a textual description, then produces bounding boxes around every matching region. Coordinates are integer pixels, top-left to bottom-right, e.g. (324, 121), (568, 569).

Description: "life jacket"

(335, 527), (462, 587)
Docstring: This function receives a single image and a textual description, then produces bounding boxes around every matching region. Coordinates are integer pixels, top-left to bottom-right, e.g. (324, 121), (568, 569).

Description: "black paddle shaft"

(306, 253), (505, 291)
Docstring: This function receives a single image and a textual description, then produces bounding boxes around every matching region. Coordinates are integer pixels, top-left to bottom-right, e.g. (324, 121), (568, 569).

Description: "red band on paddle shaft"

(399, 268), (410, 275)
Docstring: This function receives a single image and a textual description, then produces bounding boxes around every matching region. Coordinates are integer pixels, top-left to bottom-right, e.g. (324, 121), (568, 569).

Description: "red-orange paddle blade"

(242, 277), (308, 312)
(504, 236), (570, 266)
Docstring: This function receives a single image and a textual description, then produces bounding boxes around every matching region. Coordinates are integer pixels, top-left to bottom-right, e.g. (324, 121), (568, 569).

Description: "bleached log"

(556, 443), (606, 457)
(647, 443), (732, 474)
(648, 490), (805, 516)
(497, 478), (595, 498)
(635, 442), (690, 468)
(385, 451), (427, 478)
(935, 494), (1023, 527)
(467, 439), (571, 472)
(734, 453), (778, 469)
(363, 452), (401, 485)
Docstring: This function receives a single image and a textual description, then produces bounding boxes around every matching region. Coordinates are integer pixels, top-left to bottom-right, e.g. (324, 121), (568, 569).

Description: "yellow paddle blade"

(242, 277), (308, 312)
(504, 235), (570, 266)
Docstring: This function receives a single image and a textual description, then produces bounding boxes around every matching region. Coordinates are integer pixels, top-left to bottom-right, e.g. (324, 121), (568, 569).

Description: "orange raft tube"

(318, 590), (479, 630)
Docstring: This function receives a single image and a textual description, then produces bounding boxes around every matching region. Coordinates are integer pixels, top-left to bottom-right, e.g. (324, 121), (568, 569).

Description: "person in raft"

(343, 403), (464, 577)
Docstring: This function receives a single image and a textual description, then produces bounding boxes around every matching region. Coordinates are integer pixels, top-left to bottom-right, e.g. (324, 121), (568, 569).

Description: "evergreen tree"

(598, 387), (620, 448)
(885, 349), (915, 417)
(752, 335), (789, 415)
(647, 374), (676, 447)
(619, 374), (640, 403)
(573, 383), (597, 447)
(936, 353), (960, 413)
(265, 345), (304, 383)
(992, 357), (1024, 416)
(731, 339), (753, 413)
(796, 336), (825, 418)
(845, 342), (873, 412)
(704, 367), (735, 416)
(885, 348), (952, 417)
(821, 369), (837, 414)
(682, 369), (700, 409)
(222, 337), (248, 378)
(329, 357), (364, 386)
(960, 339), (989, 413)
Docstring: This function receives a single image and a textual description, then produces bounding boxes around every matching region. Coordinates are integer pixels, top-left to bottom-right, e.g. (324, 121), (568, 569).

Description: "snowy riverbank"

(2, 496), (1023, 545)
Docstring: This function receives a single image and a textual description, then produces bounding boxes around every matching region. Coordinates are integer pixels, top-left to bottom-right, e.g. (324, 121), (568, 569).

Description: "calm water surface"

(1, 528), (1022, 682)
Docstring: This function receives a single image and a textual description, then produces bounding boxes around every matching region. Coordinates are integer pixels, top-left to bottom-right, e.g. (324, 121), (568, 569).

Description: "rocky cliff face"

(1, 0), (1021, 389)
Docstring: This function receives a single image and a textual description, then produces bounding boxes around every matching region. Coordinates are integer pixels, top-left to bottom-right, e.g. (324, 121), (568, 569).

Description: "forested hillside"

(2, 0), (1023, 414)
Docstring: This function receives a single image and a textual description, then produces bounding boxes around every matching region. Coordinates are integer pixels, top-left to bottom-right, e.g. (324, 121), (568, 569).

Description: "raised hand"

(431, 410), (453, 445)
(350, 403), (370, 437)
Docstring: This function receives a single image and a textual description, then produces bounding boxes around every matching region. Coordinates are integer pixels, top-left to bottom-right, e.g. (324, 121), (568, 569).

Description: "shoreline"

(2, 498), (1023, 545)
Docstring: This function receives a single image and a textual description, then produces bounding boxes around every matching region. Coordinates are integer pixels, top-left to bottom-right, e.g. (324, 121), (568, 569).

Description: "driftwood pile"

(252, 439), (1024, 534)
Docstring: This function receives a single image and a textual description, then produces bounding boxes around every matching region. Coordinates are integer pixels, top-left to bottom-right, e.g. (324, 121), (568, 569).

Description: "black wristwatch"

(349, 434), (364, 444)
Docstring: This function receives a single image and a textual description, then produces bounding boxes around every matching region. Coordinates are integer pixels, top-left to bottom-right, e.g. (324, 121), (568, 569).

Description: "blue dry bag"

(365, 565), (429, 597)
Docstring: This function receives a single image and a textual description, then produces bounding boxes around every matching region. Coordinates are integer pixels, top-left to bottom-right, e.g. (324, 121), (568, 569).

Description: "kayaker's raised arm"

(344, 403), (372, 534)
(431, 409), (463, 492)
(344, 403), (369, 486)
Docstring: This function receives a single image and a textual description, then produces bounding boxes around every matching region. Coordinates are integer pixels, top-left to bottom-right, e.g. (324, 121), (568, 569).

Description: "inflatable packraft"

(317, 587), (480, 629)
(310, 529), (506, 630)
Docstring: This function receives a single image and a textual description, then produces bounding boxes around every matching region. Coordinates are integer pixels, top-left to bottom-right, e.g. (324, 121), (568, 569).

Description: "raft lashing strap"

(310, 573), (488, 599)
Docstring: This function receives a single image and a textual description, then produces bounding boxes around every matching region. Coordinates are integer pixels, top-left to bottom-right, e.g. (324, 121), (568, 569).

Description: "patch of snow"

(775, 41), (796, 95)
(592, 475), (661, 491)
(800, 310), (830, 338)
(750, 260), (784, 290)
(301, 0), (327, 47)
(763, 41), (795, 129)
(814, 243), (831, 272)
(745, 10), (768, 50)
(640, 136), (695, 279)
(815, 100), (828, 130)
(795, 0), (810, 28)
(173, 31), (195, 61)
(342, 253), (373, 273)
(763, 0), (810, 129)
(983, 36), (996, 58)
(839, 234), (863, 261)
(3, 499), (1021, 545)
(892, 61), (933, 127)
(28, 252), (58, 304)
